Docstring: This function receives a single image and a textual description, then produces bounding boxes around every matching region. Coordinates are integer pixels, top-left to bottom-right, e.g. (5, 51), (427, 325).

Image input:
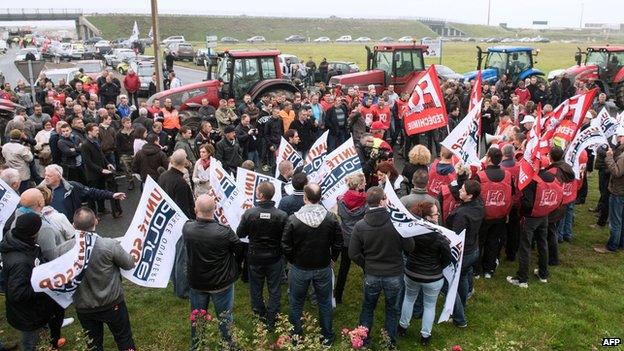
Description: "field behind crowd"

(2, 41), (624, 350)
(165, 41), (621, 78)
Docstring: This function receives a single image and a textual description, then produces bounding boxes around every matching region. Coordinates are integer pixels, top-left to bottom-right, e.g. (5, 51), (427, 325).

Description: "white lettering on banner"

(441, 101), (483, 166)
(30, 230), (97, 308)
(438, 230), (465, 324)
(209, 158), (246, 229)
(119, 176), (188, 288)
(303, 130), (329, 182)
(237, 168), (283, 206)
(564, 125), (608, 179)
(406, 113), (445, 130)
(0, 178), (19, 242)
(319, 137), (363, 209)
(275, 137), (303, 178)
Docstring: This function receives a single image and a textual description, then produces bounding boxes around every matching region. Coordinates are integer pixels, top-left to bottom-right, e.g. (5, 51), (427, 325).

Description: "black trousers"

(87, 178), (107, 213)
(77, 300), (135, 351)
(597, 169), (610, 226)
(479, 220), (507, 274)
(505, 207), (521, 261)
(517, 216), (549, 283)
(547, 207), (565, 265)
(334, 246), (351, 302)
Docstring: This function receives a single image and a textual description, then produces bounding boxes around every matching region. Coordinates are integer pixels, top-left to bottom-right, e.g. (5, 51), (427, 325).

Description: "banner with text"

(565, 125), (609, 180)
(440, 100), (483, 166)
(275, 137), (303, 178)
(303, 130), (329, 183)
(438, 230), (465, 324)
(31, 230), (97, 308)
(209, 157), (246, 229)
(319, 137), (363, 209)
(119, 177), (187, 288)
(237, 168), (283, 207)
(403, 65), (448, 136)
(0, 178), (19, 242)
(590, 107), (618, 140)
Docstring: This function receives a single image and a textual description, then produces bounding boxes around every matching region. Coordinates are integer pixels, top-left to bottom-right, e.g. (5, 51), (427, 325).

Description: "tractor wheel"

(259, 88), (296, 101)
(615, 84), (624, 110)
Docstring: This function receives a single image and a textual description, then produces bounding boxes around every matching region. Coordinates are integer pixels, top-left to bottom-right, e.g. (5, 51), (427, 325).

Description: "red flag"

(403, 65), (448, 136)
(518, 104), (543, 191)
(469, 71), (482, 135)
(540, 88), (598, 145)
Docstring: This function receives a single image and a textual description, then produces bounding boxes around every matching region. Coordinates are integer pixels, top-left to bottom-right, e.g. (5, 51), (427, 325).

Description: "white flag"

(237, 167), (283, 206)
(438, 230), (465, 323)
(440, 101), (483, 166)
(209, 157), (246, 229)
(129, 21), (140, 42)
(319, 137), (362, 209)
(564, 125), (608, 180)
(590, 107), (618, 140)
(303, 130), (329, 182)
(275, 137), (303, 178)
(148, 26), (153, 39)
(119, 177), (187, 287)
(0, 178), (19, 242)
(31, 231), (98, 308)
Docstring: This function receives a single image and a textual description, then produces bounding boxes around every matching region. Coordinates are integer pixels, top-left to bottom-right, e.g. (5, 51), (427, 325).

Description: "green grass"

(2, 174), (624, 350)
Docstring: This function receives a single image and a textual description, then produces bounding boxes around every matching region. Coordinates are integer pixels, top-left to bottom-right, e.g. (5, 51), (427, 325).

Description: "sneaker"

(594, 246), (616, 254)
(533, 269), (548, 283)
(484, 272), (492, 279)
(61, 317), (74, 328)
(420, 335), (431, 346)
(467, 288), (474, 300)
(506, 276), (528, 288)
(474, 274), (481, 280)
(453, 320), (468, 328)
(397, 325), (407, 337)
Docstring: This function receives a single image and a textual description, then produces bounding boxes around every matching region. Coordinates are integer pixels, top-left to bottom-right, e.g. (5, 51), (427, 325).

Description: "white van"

(335, 35), (352, 43)
(162, 36), (186, 45)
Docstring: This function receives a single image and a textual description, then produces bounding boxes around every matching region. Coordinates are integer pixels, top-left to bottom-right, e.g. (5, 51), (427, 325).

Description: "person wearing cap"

(2, 129), (34, 193)
(1, 211), (67, 351)
(519, 115), (535, 134)
(216, 99), (238, 132)
(370, 121), (388, 140)
(595, 126), (624, 253)
(215, 125), (243, 175)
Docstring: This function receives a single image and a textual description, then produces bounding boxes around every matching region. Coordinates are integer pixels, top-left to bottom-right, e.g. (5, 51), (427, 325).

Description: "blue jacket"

(278, 192), (305, 216)
(39, 179), (114, 222)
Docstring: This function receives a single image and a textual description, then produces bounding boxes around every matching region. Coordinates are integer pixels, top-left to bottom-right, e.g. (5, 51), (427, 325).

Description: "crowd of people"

(0, 57), (622, 351)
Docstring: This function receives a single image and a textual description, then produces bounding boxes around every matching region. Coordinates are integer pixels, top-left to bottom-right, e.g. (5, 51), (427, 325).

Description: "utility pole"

(579, 2), (584, 29)
(151, 0), (164, 92)
(487, 0), (492, 26)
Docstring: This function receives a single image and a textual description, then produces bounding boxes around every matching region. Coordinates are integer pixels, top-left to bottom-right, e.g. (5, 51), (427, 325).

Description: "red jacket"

(514, 87), (531, 105)
(124, 73), (141, 93)
(372, 104), (392, 129)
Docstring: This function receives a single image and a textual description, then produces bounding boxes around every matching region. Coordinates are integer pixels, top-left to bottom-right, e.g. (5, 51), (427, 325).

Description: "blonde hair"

(408, 145), (431, 166)
(346, 173), (365, 190)
(37, 185), (53, 206)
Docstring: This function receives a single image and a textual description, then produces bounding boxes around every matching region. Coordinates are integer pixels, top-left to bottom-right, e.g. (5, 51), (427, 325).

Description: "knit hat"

(12, 212), (42, 246)
(224, 125), (236, 134)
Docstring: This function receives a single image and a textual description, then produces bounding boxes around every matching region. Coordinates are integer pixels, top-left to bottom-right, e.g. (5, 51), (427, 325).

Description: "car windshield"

(137, 65), (154, 76)
(507, 51), (531, 76)
(394, 49), (424, 77)
(586, 51), (608, 68)
(80, 62), (102, 73)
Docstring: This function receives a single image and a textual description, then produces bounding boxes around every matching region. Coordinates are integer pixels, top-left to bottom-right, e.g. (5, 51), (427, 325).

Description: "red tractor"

(147, 49), (300, 112)
(329, 43), (428, 95)
(564, 46), (624, 108)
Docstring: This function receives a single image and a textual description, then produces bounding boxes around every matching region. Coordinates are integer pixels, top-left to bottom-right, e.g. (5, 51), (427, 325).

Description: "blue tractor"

(463, 46), (544, 84)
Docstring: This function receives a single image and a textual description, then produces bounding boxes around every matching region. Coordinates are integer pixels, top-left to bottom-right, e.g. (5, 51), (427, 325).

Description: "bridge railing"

(0, 8), (83, 15)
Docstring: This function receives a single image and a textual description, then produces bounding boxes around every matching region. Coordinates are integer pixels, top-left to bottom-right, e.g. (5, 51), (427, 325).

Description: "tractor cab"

(464, 46), (543, 84)
(577, 47), (624, 83)
(329, 43), (427, 95)
(206, 50), (299, 102)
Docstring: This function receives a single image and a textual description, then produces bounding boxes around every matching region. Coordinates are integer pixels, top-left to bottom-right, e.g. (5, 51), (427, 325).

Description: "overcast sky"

(1, 0), (621, 29)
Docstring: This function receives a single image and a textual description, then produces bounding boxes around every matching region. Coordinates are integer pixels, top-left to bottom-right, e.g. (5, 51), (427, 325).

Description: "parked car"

(105, 48), (136, 68)
(39, 68), (76, 85)
(335, 35), (352, 43)
(93, 40), (113, 58)
(398, 36), (415, 43)
(247, 36), (266, 43)
(313, 36), (331, 43)
(194, 49), (209, 66)
(75, 60), (105, 81)
(285, 35), (306, 43)
(14, 48), (40, 61)
(130, 59), (156, 97)
(220, 37), (239, 44)
(67, 43), (86, 60)
(434, 64), (463, 81)
(83, 36), (103, 45)
(378, 37), (395, 43)
(162, 36), (186, 45)
(118, 55), (153, 75)
(354, 37), (372, 43)
(321, 61), (360, 81)
(167, 42), (195, 61)
(111, 38), (130, 48)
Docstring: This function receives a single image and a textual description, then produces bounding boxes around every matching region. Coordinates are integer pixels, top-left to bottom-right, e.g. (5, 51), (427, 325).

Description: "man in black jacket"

(236, 182), (288, 328)
(57, 123), (85, 184)
(159, 149), (195, 299)
(447, 179), (484, 328)
(545, 146), (575, 265)
(1, 212), (66, 351)
(264, 107), (284, 169)
(325, 98), (349, 150)
(235, 114), (259, 166)
(80, 123), (117, 216)
(132, 134), (169, 185)
(183, 194), (242, 348)
(215, 125), (243, 175)
(41, 164), (125, 223)
(349, 186), (415, 348)
(278, 172), (308, 216)
(289, 108), (317, 157)
(282, 183), (342, 346)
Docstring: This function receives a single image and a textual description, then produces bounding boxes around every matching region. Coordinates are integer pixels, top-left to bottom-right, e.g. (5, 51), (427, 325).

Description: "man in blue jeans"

(596, 129), (624, 253)
(282, 183), (342, 346)
(183, 195), (243, 349)
(237, 181), (288, 328)
(349, 186), (415, 348)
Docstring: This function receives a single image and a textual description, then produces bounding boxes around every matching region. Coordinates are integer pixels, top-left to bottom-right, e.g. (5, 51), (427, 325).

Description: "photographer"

(236, 114), (260, 166)
(289, 108), (317, 157)
(356, 133), (393, 188)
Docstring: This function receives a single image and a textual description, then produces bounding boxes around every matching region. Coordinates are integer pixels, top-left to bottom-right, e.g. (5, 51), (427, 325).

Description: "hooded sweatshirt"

(337, 192), (367, 248)
(282, 204), (342, 269)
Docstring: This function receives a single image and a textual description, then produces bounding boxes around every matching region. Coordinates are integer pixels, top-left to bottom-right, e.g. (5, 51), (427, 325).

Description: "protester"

(282, 183), (342, 346)
(398, 201), (451, 346)
(215, 125), (243, 175)
(237, 182), (288, 328)
(401, 169), (441, 217)
(132, 134), (169, 185)
(192, 143), (215, 197)
(2, 129), (33, 192)
(350, 186), (414, 348)
(72, 207), (136, 351)
(183, 195), (242, 348)
(277, 171), (308, 216)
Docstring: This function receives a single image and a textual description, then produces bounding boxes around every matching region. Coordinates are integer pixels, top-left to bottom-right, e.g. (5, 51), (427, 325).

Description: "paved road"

(171, 64), (207, 85)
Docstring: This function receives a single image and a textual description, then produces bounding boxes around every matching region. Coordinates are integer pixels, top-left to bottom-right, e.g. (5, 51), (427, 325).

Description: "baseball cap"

(520, 115), (535, 124)
(370, 121), (388, 130)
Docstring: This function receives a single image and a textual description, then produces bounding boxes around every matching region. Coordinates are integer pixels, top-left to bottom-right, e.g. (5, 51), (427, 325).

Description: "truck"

(564, 46), (624, 109)
(463, 46), (544, 84)
(328, 43), (428, 95)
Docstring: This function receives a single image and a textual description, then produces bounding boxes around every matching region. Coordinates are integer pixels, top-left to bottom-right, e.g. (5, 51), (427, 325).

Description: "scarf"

(200, 158), (210, 170)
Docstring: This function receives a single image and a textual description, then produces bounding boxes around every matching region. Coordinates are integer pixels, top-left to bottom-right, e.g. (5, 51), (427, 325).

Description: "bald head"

(195, 195), (216, 219)
(303, 182), (322, 204)
(170, 149), (187, 168)
(20, 188), (45, 212)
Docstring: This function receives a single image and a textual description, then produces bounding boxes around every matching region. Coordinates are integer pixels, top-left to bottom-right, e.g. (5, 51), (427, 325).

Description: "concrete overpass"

(419, 18), (467, 37)
(0, 8), (100, 39)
